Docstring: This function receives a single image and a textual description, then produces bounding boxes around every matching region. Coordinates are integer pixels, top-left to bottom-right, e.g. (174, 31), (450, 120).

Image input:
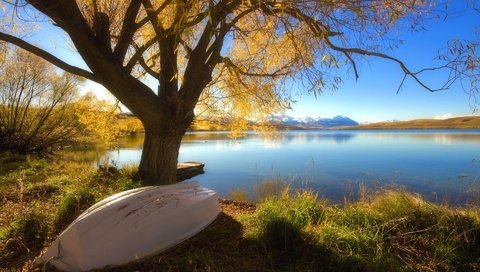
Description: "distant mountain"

(316, 116), (359, 127)
(269, 115), (359, 128)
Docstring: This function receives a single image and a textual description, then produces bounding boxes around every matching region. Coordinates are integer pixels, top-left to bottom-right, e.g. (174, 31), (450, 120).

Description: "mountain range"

(269, 115), (359, 128)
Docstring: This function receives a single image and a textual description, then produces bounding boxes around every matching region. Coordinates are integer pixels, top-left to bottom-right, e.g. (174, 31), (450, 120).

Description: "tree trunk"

(136, 126), (184, 186)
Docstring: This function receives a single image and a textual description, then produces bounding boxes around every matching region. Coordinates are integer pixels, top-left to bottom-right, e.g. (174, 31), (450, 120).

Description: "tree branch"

(221, 57), (291, 78)
(141, 0), (180, 101)
(135, 0), (173, 31)
(125, 37), (159, 72)
(261, 3), (342, 38)
(113, 1), (142, 63)
(258, 2), (447, 93)
(178, 37), (193, 58)
(141, 0), (165, 39)
(0, 32), (100, 83)
(324, 37), (447, 92)
(138, 56), (161, 79)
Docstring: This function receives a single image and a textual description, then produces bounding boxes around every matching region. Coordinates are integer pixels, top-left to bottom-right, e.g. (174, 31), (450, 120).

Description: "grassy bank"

(0, 158), (479, 271)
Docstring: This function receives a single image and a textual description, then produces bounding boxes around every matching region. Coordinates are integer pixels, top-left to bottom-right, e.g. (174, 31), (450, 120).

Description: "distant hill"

(355, 116), (480, 129)
(269, 115), (359, 128)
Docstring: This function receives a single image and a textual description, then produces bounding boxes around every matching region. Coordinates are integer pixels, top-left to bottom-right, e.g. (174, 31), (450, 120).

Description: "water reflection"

(112, 130), (480, 150)
(59, 148), (107, 164)
(268, 131), (356, 145)
(84, 129), (480, 204)
(116, 133), (145, 148)
(357, 130), (480, 145)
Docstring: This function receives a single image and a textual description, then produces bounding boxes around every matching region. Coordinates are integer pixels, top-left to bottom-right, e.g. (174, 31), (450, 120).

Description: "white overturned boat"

(35, 181), (220, 271)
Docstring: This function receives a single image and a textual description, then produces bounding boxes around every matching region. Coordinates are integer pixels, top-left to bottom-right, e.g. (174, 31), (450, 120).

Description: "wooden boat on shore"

(35, 181), (220, 271)
(177, 161), (205, 181)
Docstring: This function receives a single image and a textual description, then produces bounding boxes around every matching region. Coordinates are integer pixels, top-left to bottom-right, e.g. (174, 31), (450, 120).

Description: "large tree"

(0, 0), (477, 185)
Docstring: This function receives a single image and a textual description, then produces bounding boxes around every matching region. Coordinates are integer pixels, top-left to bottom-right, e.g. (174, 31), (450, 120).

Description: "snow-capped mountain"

(269, 115), (358, 128)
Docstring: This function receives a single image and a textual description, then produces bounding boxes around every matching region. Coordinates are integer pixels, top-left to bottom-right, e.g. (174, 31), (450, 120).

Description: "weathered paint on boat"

(35, 181), (220, 271)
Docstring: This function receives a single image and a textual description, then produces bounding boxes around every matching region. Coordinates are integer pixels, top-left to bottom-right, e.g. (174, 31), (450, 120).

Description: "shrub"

(0, 48), (84, 156)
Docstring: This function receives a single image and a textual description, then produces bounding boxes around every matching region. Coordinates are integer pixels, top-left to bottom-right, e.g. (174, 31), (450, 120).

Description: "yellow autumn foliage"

(72, 93), (121, 147)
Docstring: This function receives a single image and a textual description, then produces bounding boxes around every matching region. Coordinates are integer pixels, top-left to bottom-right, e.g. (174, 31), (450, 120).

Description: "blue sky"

(16, 2), (480, 124)
(286, 3), (480, 123)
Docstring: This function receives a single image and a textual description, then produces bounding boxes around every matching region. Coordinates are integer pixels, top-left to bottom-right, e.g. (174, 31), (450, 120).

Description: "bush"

(0, 48), (85, 156)
(0, 47), (122, 156)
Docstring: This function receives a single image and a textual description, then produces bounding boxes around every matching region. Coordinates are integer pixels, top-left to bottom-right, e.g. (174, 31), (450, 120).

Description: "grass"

(228, 178), (291, 202)
(104, 189), (480, 272)
(0, 157), (141, 270)
(0, 157), (479, 271)
(0, 208), (49, 269)
(53, 188), (96, 233)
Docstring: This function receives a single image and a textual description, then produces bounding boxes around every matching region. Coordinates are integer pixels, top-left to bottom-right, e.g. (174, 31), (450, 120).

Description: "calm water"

(100, 130), (480, 204)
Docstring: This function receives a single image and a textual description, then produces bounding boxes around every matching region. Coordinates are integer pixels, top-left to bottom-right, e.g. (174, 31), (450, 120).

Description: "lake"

(97, 129), (480, 204)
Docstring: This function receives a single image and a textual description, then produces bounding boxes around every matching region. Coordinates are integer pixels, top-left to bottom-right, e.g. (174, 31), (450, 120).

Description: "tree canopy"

(0, 0), (478, 184)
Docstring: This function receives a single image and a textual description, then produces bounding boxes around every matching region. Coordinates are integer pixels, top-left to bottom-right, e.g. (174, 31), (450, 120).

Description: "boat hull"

(36, 181), (220, 271)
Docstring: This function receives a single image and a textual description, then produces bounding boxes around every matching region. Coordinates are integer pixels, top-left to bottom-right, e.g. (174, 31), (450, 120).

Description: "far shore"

(191, 116), (480, 131)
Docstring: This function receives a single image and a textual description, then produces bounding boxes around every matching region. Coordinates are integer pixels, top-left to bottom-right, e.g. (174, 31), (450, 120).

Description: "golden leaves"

(73, 92), (121, 147)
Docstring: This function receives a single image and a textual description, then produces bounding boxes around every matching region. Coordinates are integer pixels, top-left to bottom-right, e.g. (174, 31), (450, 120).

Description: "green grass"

(53, 188), (96, 233)
(0, 158), (479, 271)
(0, 208), (49, 268)
(242, 189), (480, 271)
(0, 157), (144, 270)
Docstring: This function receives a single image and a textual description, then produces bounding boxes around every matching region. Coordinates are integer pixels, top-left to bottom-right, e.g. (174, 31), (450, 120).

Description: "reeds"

(245, 188), (480, 271)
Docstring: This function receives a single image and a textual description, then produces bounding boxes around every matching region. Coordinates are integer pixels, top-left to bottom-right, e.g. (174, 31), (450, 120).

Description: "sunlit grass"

(229, 187), (250, 202)
(228, 178), (293, 202)
(254, 178), (290, 200)
(119, 163), (138, 178)
(0, 157), (143, 269)
(242, 188), (480, 271)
